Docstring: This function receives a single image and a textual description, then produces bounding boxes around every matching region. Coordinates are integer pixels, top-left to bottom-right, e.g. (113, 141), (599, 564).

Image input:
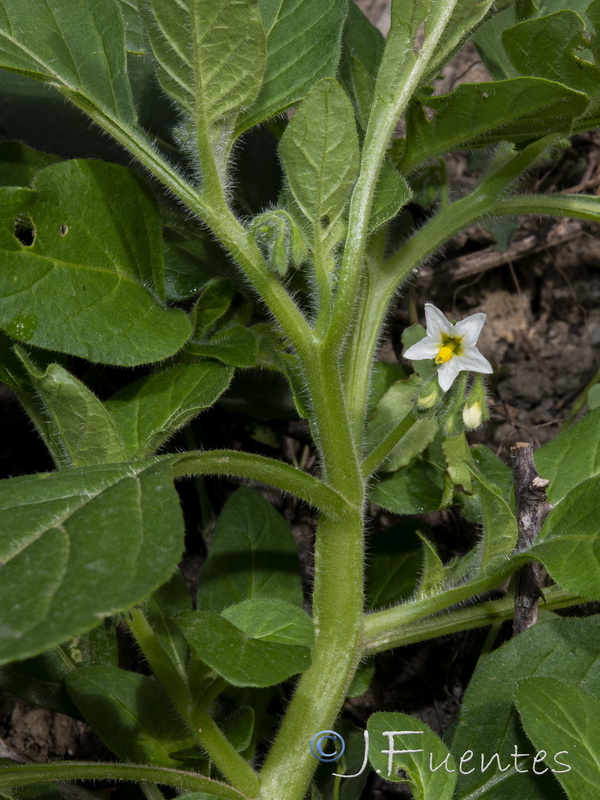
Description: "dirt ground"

(1, 2), (600, 797)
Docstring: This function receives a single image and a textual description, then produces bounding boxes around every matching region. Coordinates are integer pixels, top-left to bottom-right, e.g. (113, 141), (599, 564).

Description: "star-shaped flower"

(404, 303), (493, 392)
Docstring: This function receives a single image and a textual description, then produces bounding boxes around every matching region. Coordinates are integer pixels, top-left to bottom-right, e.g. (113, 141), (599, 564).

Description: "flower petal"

(424, 303), (452, 339)
(437, 358), (462, 391)
(404, 337), (439, 360)
(454, 312), (487, 346)
(456, 348), (493, 374)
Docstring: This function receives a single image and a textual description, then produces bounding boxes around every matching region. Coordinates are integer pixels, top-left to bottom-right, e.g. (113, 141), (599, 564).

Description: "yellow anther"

(435, 345), (454, 365)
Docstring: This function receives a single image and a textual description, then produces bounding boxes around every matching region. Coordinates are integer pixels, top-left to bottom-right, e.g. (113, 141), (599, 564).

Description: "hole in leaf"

(59, 223), (69, 236)
(14, 216), (34, 247)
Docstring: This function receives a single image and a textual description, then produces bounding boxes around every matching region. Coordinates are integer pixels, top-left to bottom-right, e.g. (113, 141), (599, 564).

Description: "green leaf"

(365, 375), (438, 473)
(197, 487), (303, 612)
(0, 650), (80, 717)
(0, 460), (184, 665)
(459, 444), (514, 524)
(347, 661), (375, 698)
(0, 0), (136, 123)
(535, 407), (600, 505)
(185, 326), (259, 368)
(515, 677), (599, 798)
(142, 0), (265, 125)
(468, 464), (519, 568)
(0, 187), (34, 250)
(340, 2), (385, 130)
(191, 279), (234, 336)
(105, 362), (233, 458)
(416, 533), (445, 599)
(367, 712), (457, 798)
(532, 476), (600, 599)
(0, 142), (61, 188)
(279, 79), (359, 226)
(588, 383), (600, 410)
(503, 9), (600, 126)
(370, 459), (444, 515)
(177, 609), (311, 687)
(66, 666), (194, 765)
(369, 162), (412, 232)
(222, 598), (314, 647)
(120, 0), (146, 54)
(144, 572), (192, 680)
(398, 78), (588, 173)
(16, 352), (126, 468)
(0, 160), (191, 365)
(451, 616), (600, 800)
(442, 433), (473, 493)
(366, 522), (425, 609)
(237, 0), (348, 132)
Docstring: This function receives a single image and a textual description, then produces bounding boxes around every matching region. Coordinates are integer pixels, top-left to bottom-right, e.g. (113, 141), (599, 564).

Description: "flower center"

(435, 335), (463, 365)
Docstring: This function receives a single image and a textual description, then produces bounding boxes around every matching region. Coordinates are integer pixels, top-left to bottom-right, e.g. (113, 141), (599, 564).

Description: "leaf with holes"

(0, 160), (191, 365)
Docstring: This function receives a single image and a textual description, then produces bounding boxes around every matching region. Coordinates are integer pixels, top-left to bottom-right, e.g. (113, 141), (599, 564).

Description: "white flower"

(404, 303), (493, 392)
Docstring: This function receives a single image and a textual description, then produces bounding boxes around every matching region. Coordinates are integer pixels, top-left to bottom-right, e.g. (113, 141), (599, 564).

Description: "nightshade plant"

(1, 0), (600, 799)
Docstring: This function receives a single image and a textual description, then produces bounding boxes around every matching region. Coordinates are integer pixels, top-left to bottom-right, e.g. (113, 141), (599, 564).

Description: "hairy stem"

(169, 450), (349, 518)
(362, 586), (588, 656)
(0, 763), (247, 800)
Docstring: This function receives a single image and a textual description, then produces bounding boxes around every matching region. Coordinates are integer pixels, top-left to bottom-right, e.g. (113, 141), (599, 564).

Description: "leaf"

(370, 460), (444, 515)
(459, 444), (514, 524)
(0, 142), (61, 188)
(340, 2), (385, 130)
(416, 533), (445, 599)
(366, 522), (426, 609)
(442, 434), (473, 493)
(144, 572), (192, 679)
(365, 375), (438, 473)
(503, 9), (600, 126)
(451, 616), (600, 800)
(141, 0), (265, 125)
(347, 661), (375, 698)
(367, 712), (457, 799)
(0, 187), (34, 250)
(66, 666), (194, 765)
(398, 78), (589, 173)
(535, 407), (600, 505)
(369, 162), (412, 232)
(221, 598), (314, 647)
(0, 160), (191, 365)
(191, 279), (234, 336)
(0, 0), (136, 123)
(119, 0), (146, 54)
(515, 677), (599, 798)
(279, 79), (359, 226)
(16, 352), (126, 468)
(185, 326), (259, 368)
(0, 460), (184, 666)
(105, 362), (233, 458)
(197, 487), (303, 612)
(237, 0), (348, 132)
(532, 476), (600, 599)
(0, 650), (80, 717)
(177, 609), (311, 688)
(468, 465), (519, 569)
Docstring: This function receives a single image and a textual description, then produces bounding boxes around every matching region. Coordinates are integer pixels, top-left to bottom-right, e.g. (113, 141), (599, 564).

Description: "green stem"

(362, 586), (588, 656)
(0, 763), (247, 800)
(128, 609), (260, 798)
(328, 0), (464, 355)
(168, 449), (350, 518)
(257, 510), (364, 800)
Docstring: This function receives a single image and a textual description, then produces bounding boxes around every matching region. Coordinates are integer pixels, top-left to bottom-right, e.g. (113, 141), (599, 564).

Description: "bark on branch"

(511, 441), (552, 635)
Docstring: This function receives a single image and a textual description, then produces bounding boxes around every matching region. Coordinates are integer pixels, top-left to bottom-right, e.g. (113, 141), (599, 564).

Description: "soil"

(1, 2), (599, 798)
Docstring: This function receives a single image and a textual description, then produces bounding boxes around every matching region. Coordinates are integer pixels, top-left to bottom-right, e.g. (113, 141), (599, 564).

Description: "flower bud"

(462, 375), (489, 431)
(462, 400), (482, 430)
